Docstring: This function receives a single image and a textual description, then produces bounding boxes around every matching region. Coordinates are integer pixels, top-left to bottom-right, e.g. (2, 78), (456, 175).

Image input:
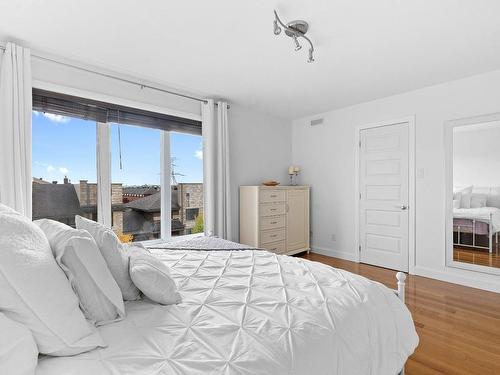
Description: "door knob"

(400, 205), (408, 210)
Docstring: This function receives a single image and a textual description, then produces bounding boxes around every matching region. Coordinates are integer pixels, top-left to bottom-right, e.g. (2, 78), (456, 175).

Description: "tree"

(192, 213), (204, 234)
(118, 232), (134, 243)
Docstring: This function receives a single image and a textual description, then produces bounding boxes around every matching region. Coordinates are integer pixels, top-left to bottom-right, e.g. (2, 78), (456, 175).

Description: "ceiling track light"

(273, 10), (315, 63)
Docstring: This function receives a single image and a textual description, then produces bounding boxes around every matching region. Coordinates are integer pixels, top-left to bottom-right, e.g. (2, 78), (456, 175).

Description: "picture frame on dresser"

(239, 186), (310, 255)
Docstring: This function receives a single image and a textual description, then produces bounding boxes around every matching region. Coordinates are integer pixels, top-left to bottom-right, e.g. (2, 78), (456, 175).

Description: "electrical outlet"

(330, 234), (336, 241)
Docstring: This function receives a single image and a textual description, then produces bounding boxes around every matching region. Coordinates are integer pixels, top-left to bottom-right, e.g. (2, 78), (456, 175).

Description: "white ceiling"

(1, 0), (500, 119)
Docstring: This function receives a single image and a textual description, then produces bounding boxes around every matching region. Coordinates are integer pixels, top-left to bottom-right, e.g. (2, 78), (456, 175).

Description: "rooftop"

(32, 183), (83, 221)
(124, 190), (180, 213)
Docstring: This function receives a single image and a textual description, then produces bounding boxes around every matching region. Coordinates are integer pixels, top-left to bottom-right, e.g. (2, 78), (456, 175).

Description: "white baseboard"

(413, 266), (500, 294)
(311, 246), (358, 262)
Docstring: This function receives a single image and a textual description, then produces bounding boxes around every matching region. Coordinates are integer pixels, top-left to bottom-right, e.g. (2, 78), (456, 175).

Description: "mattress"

(149, 235), (255, 251)
(453, 207), (500, 233)
(36, 249), (418, 375)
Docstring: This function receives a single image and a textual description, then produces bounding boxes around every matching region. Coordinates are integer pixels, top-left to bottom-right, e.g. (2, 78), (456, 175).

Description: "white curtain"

(0, 42), (32, 217)
(202, 100), (232, 240)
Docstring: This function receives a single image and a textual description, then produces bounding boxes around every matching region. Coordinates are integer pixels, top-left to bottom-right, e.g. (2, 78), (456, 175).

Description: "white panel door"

(359, 123), (409, 272)
(286, 189), (310, 252)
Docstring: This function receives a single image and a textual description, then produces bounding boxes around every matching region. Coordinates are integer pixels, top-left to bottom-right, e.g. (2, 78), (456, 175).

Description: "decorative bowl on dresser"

(262, 180), (280, 186)
(239, 185), (310, 255)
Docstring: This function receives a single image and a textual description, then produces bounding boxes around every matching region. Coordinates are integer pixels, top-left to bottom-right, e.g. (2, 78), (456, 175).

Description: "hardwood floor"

(453, 246), (500, 268)
(300, 253), (500, 375)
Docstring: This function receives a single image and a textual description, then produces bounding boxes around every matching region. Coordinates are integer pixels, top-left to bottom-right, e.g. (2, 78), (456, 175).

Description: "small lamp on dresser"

(288, 166), (300, 186)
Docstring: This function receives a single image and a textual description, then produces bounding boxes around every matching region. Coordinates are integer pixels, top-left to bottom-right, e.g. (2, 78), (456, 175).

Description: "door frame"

(354, 116), (416, 274)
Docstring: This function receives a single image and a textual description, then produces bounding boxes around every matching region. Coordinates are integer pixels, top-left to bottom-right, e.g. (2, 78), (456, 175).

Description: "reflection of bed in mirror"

(453, 187), (500, 266)
(447, 114), (500, 273)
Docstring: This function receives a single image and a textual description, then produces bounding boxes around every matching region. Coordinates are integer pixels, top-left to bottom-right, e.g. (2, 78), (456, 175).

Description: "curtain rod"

(0, 44), (221, 106)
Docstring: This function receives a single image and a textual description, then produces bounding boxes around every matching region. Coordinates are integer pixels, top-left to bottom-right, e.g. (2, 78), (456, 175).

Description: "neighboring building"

(32, 178), (203, 241)
(176, 183), (204, 234)
(123, 190), (184, 240)
(32, 177), (124, 232)
(33, 177), (51, 184)
(32, 182), (83, 227)
(122, 185), (160, 203)
(75, 180), (124, 234)
(122, 183), (204, 240)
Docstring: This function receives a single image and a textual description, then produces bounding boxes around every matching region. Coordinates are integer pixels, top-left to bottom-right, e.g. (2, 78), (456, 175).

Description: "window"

(32, 111), (98, 227)
(171, 132), (204, 236)
(32, 88), (202, 242)
(112, 123), (161, 242)
(186, 208), (199, 221)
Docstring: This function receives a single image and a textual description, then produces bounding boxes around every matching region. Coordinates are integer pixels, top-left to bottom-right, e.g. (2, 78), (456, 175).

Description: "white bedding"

(36, 250), (418, 375)
(453, 206), (500, 233)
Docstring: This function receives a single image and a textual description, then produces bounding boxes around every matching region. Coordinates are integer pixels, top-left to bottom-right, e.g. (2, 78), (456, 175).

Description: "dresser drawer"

(261, 240), (286, 254)
(260, 228), (286, 244)
(260, 203), (285, 217)
(260, 190), (286, 203)
(260, 215), (285, 230)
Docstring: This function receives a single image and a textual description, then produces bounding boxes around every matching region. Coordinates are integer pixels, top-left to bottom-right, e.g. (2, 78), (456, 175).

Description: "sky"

(32, 111), (203, 185)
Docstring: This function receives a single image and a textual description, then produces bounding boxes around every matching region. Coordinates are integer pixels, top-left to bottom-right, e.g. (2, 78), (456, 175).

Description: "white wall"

(229, 104), (291, 240)
(292, 69), (500, 293)
(454, 122), (500, 187)
(30, 54), (292, 242)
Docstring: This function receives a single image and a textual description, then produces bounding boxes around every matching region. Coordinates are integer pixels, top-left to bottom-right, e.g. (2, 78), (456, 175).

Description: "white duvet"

(453, 206), (500, 233)
(37, 250), (418, 375)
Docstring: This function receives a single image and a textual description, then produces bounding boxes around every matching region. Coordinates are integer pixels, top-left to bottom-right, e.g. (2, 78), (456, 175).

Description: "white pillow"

(454, 185), (473, 208)
(129, 248), (181, 305)
(452, 199), (461, 209)
(35, 219), (126, 325)
(0, 313), (38, 375)
(0, 212), (104, 356)
(487, 193), (500, 208)
(470, 193), (487, 208)
(75, 215), (141, 300)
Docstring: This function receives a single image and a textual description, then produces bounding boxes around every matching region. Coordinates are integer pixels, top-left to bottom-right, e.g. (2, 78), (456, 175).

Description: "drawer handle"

(270, 221), (277, 224)
(271, 248), (277, 251)
(270, 234), (277, 238)
(270, 194), (277, 198)
(270, 208), (277, 211)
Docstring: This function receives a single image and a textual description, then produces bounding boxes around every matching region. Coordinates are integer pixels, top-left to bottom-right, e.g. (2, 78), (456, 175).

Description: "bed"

(453, 207), (500, 253)
(36, 237), (418, 375)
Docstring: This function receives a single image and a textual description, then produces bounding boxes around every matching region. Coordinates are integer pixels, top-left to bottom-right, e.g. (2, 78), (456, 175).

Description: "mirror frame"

(445, 112), (500, 276)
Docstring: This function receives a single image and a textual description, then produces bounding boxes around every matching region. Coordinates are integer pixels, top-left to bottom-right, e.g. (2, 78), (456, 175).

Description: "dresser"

(239, 186), (310, 255)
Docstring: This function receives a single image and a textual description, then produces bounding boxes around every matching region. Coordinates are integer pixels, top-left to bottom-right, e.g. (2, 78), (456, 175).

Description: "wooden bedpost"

(396, 272), (406, 303)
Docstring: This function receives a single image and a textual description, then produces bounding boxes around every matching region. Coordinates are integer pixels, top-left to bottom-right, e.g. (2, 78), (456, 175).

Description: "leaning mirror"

(445, 113), (500, 275)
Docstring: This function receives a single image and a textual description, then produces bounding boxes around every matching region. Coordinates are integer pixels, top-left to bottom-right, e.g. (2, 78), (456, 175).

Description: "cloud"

(194, 150), (203, 160)
(46, 165), (55, 172)
(43, 113), (70, 123)
(59, 167), (69, 175)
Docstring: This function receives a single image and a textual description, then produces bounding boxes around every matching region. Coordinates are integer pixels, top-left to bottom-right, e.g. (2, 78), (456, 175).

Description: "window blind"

(32, 88), (202, 135)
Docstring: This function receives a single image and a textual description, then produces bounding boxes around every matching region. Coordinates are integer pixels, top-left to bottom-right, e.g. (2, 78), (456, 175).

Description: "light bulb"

(293, 35), (302, 51)
(307, 48), (315, 63)
(273, 19), (281, 35)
